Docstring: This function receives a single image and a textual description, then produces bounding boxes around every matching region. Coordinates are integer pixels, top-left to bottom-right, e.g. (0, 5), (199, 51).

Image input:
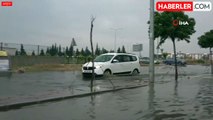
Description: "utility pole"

(149, 0), (155, 82)
(0, 42), (3, 50)
(210, 48), (213, 74)
(110, 28), (122, 52)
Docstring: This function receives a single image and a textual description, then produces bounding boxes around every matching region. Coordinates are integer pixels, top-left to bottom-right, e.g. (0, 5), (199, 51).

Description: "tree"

(46, 48), (50, 56)
(154, 12), (196, 81)
(101, 48), (108, 54)
(121, 45), (126, 53)
(58, 45), (63, 56)
(76, 48), (80, 56)
(65, 47), (69, 56)
(162, 52), (168, 59)
(85, 46), (91, 56)
(32, 51), (35, 56)
(117, 47), (121, 53)
(95, 43), (101, 55)
(80, 48), (85, 56)
(89, 16), (95, 92)
(20, 44), (27, 55)
(40, 49), (45, 56)
(198, 30), (213, 74)
(15, 50), (19, 56)
(68, 45), (74, 57)
(49, 44), (57, 56)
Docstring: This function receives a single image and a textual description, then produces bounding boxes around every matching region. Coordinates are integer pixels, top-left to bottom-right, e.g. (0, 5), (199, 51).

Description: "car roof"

(101, 53), (137, 56)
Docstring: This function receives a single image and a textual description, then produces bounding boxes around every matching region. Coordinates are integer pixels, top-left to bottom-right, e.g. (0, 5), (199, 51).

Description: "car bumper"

(82, 68), (104, 76)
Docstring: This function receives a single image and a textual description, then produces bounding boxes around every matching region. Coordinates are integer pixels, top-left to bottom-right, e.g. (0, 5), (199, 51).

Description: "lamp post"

(110, 28), (122, 52)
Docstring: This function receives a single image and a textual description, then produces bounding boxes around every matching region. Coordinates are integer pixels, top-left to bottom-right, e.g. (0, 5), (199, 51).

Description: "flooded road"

(0, 71), (83, 97)
(0, 65), (212, 120)
(0, 74), (212, 120)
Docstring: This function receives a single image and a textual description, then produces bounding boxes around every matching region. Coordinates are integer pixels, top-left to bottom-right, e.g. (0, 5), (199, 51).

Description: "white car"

(82, 53), (141, 77)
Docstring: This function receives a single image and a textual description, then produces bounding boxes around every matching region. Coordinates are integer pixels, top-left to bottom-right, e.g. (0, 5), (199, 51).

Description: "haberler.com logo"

(1, 1), (13, 7)
(156, 1), (212, 12)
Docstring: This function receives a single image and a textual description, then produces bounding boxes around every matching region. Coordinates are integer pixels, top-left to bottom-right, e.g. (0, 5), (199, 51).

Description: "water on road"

(0, 65), (212, 120)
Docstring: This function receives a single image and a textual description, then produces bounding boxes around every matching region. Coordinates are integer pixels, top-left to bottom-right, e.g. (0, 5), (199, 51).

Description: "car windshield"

(94, 55), (114, 62)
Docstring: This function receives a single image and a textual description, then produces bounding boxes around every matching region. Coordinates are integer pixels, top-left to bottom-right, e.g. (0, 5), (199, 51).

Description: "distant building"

(186, 53), (208, 60)
(2, 47), (17, 56)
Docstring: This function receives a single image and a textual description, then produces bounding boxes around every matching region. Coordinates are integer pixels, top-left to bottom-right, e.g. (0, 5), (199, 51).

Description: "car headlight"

(95, 65), (102, 69)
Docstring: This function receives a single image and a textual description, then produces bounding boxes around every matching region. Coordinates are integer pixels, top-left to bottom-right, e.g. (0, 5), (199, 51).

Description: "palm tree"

(198, 30), (213, 74)
(154, 12), (196, 81)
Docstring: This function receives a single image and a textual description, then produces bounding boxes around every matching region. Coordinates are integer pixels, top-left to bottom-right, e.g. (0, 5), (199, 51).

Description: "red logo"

(1, 1), (13, 6)
(172, 20), (189, 26)
(156, 1), (193, 12)
(172, 20), (179, 26)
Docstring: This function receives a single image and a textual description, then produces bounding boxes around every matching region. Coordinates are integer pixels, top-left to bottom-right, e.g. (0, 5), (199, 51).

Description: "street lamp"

(110, 28), (122, 52)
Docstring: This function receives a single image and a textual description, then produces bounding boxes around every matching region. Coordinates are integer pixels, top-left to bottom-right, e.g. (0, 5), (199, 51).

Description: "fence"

(0, 42), (50, 56)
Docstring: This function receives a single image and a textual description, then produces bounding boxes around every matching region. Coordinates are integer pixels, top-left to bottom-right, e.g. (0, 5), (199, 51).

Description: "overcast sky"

(0, 0), (213, 56)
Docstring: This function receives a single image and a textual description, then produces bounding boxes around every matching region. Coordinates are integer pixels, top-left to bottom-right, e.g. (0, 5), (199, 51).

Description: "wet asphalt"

(0, 65), (212, 120)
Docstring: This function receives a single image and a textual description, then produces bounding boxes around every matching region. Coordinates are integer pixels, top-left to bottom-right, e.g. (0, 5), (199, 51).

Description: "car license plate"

(84, 70), (92, 73)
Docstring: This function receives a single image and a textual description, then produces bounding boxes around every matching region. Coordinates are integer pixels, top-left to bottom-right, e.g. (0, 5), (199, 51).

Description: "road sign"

(133, 44), (143, 52)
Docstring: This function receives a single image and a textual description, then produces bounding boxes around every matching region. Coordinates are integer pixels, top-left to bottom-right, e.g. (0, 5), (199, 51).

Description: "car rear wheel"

(132, 69), (139, 76)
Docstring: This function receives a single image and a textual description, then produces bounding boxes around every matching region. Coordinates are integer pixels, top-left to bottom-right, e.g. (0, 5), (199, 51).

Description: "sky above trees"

(0, 0), (213, 56)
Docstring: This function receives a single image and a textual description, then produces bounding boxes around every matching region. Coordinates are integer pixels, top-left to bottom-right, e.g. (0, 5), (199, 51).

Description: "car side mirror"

(112, 59), (119, 63)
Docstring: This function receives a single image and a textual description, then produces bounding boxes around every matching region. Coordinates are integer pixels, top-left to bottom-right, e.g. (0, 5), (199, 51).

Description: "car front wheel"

(103, 70), (111, 77)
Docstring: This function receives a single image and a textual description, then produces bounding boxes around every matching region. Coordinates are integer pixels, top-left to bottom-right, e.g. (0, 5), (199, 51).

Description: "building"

(2, 47), (17, 56)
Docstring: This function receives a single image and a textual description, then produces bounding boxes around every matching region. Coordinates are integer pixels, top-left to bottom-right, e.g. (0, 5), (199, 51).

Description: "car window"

(113, 55), (122, 62)
(113, 55), (136, 62)
(94, 55), (114, 62)
(130, 56), (137, 61)
(123, 55), (130, 62)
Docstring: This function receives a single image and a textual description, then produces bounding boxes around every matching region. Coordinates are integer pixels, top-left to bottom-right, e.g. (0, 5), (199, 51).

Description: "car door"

(110, 55), (125, 74)
(122, 55), (132, 73)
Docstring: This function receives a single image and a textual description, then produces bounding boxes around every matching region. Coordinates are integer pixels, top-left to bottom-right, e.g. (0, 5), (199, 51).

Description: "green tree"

(80, 48), (85, 56)
(46, 48), (50, 56)
(85, 46), (91, 56)
(95, 43), (101, 55)
(198, 30), (213, 74)
(121, 45), (126, 53)
(65, 47), (69, 56)
(68, 45), (73, 57)
(15, 50), (19, 56)
(20, 44), (27, 55)
(154, 12), (196, 81)
(117, 47), (121, 53)
(101, 48), (108, 54)
(32, 51), (35, 56)
(58, 45), (63, 56)
(76, 48), (80, 56)
(162, 52), (168, 59)
(40, 49), (45, 56)
(50, 44), (57, 56)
